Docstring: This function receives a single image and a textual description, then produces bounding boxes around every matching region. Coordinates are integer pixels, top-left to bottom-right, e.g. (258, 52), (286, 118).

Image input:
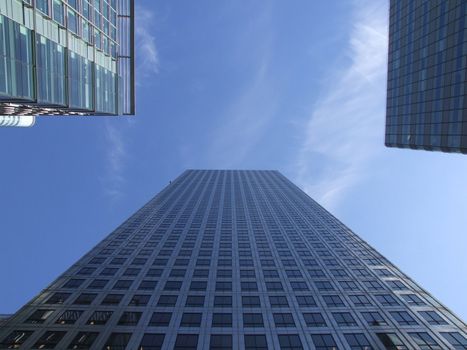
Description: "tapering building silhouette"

(0, 0), (134, 117)
(1, 170), (466, 349)
(385, 1), (466, 153)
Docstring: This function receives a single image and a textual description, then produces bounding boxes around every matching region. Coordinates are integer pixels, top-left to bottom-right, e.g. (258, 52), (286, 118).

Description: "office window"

(139, 333), (165, 350)
(124, 268), (141, 276)
(242, 281), (258, 291)
(210, 335), (232, 350)
(63, 279), (85, 289)
(401, 294), (425, 306)
(103, 333), (132, 350)
(266, 281), (283, 291)
(333, 312), (357, 326)
(273, 313), (295, 327)
(216, 281), (232, 291)
(190, 281), (207, 291)
(67, 332), (99, 349)
(147, 268), (163, 277)
(77, 267), (96, 275)
(242, 296), (260, 308)
(349, 295), (372, 307)
(217, 269), (232, 278)
(376, 333), (408, 350)
(113, 280), (133, 290)
(311, 334), (338, 350)
(240, 270), (256, 278)
(296, 295), (316, 307)
(344, 333), (373, 350)
(213, 295), (232, 307)
(243, 313), (264, 327)
(164, 281), (182, 291)
(0, 331), (33, 348)
(33, 331), (66, 349)
(25, 309), (54, 324)
(387, 280), (409, 291)
(87, 311), (113, 325)
(269, 296), (288, 308)
(185, 295), (204, 307)
(101, 294), (123, 305)
(440, 332), (467, 350)
(129, 294), (150, 306)
(361, 312), (387, 326)
(174, 334), (199, 350)
(73, 293), (97, 305)
(118, 312), (142, 326)
(409, 332), (442, 350)
(149, 312), (172, 327)
(244, 334), (268, 350)
(212, 313), (232, 327)
(419, 311), (448, 325)
(315, 281), (334, 291)
(139, 280), (157, 291)
(390, 311), (418, 326)
(157, 295), (177, 307)
(278, 334), (303, 350)
(180, 313), (202, 327)
(303, 312), (327, 327)
(87, 279), (108, 289)
(376, 294), (399, 306)
(100, 267), (118, 276)
(323, 295), (344, 307)
(55, 310), (83, 325)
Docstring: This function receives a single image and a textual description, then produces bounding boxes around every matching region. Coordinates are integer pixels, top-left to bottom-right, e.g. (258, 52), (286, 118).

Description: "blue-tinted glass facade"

(0, 170), (465, 349)
(386, 0), (467, 154)
(0, 0), (134, 116)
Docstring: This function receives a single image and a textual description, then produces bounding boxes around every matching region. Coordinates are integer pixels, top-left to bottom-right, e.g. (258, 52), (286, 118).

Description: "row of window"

(3, 329), (465, 349)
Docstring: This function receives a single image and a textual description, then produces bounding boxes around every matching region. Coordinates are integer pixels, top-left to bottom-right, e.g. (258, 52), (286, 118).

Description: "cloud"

(294, 0), (388, 210)
(135, 4), (159, 83)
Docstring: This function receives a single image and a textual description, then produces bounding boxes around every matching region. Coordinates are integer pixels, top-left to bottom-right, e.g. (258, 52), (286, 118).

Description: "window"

(217, 269), (232, 278)
(440, 332), (467, 350)
(45, 292), (71, 304)
(110, 257), (126, 265)
(344, 333), (373, 350)
(0, 331), (33, 348)
(147, 268), (163, 277)
(242, 296), (260, 308)
(291, 281), (309, 291)
(243, 313), (264, 327)
(113, 280), (133, 290)
(309, 269), (325, 278)
(349, 295), (372, 307)
(266, 281), (283, 291)
(269, 296), (288, 308)
(103, 333), (131, 350)
(87, 311), (113, 325)
(303, 312), (327, 327)
(361, 312), (387, 326)
(210, 335), (232, 350)
(323, 295), (344, 307)
(311, 334), (337, 350)
(73, 293), (97, 305)
(149, 312), (172, 327)
(244, 334), (268, 350)
(124, 268), (141, 276)
(118, 312), (142, 326)
(333, 312), (357, 326)
(390, 311), (418, 326)
(215, 296), (233, 307)
(409, 333), (442, 350)
(315, 281), (334, 291)
(139, 333), (165, 350)
(278, 334), (303, 350)
(241, 281), (258, 291)
(157, 295), (177, 307)
(418, 311), (448, 325)
(77, 267), (96, 275)
(376, 333), (408, 350)
(193, 269), (209, 277)
(55, 310), (83, 325)
(180, 313), (202, 327)
(87, 279), (108, 289)
(174, 334), (198, 350)
(67, 332), (98, 349)
(375, 294), (399, 306)
(296, 295), (316, 307)
(387, 280), (408, 290)
(102, 294), (123, 305)
(185, 295), (204, 307)
(212, 313), (232, 327)
(216, 281), (232, 291)
(128, 294), (150, 306)
(25, 309), (54, 324)
(240, 270), (256, 278)
(139, 280), (157, 290)
(164, 281), (182, 291)
(273, 313), (295, 327)
(189, 281), (207, 291)
(401, 294), (425, 306)
(100, 267), (118, 276)
(263, 270), (279, 278)
(33, 331), (66, 349)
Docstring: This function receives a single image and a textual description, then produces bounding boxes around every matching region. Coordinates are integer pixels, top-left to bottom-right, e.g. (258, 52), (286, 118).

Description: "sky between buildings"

(0, 0), (466, 321)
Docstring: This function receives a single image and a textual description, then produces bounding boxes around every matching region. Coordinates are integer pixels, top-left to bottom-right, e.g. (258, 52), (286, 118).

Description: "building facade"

(0, 0), (134, 116)
(0, 170), (466, 349)
(385, 0), (466, 153)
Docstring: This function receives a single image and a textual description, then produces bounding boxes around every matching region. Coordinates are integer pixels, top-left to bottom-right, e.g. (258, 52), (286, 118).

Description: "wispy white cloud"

(103, 120), (128, 200)
(135, 4), (159, 83)
(294, 0), (388, 210)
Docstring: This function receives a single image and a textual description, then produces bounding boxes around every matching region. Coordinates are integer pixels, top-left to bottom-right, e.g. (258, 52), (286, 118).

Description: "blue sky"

(0, 0), (466, 321)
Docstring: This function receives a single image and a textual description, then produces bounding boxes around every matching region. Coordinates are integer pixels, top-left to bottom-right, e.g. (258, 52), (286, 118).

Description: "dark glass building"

(385, 1), (466, 153)
(1, 170), (466, 349)
(0, 0), (134, 116)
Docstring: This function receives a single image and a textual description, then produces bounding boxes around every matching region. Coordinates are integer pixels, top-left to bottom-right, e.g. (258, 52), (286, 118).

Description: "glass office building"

(0, 170), (466, 349)
(385, 1), (466, 153)
(0, 0), (134, 116)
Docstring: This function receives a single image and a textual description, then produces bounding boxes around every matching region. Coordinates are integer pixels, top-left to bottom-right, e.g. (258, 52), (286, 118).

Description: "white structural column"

(0, 116), (36, 127)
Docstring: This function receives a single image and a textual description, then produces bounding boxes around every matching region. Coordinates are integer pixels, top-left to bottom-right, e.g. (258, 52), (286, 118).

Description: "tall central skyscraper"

(0, 170), (466, 349)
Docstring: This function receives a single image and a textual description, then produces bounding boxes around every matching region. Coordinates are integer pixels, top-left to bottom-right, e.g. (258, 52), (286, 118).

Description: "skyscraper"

(0, 0), (134, 117)
(385, 1), (466, 154)
(0, 170), (466, 349)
